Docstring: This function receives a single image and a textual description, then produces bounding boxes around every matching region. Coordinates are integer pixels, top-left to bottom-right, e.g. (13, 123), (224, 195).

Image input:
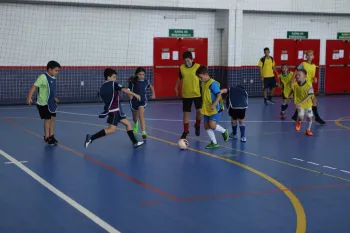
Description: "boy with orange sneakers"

(289, 69), (314, 136)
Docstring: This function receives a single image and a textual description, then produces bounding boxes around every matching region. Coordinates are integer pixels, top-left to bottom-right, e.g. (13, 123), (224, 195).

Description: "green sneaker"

(142, 131), (147, 140)
(133, 122), (139, 133)
(222, 129), (229, 142)
(205, 142), (219, 149)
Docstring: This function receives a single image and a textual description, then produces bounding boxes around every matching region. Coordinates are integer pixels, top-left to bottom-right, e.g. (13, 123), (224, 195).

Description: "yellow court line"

(335, 116), (350, 130)
(4, 116), (306, 233)
(143, 124), (350, 183)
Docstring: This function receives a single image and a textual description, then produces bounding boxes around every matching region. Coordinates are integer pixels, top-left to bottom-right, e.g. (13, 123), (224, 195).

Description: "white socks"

(308, 121), (312, 130)
(215, 125), (226, 133)
(206, 129), (217, 144)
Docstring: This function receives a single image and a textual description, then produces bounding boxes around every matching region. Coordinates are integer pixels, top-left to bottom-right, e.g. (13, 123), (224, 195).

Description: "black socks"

(127, 130), (138, 143)
(91, 130), (106, 141)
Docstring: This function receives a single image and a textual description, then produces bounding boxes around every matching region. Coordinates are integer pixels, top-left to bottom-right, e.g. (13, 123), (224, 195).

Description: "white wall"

(12, 0), (234, 9)
(0, 3), (219, 66)
(237, 0), (350, 14)
(17, 0), (350, 14)
(241, 12), (350, 65)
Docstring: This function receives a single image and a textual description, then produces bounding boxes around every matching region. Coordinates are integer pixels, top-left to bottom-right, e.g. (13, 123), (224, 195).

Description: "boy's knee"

(238, 119), (245, 124)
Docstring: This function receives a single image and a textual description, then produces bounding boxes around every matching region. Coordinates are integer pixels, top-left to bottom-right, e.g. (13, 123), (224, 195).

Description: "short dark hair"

(104, 68), (117, 80)
(196, 65), (208, 76)
(297, 68), (307, 76)
(281, 63), (288, 68)
(264, 47), (270, 52)
(135, 67), (146, 75)
(47, 60), (60, 70)
(182, 51), (193, 60)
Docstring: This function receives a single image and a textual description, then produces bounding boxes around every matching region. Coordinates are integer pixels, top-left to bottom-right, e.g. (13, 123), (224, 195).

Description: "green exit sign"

(169, 29), (194, 37)
(287, 31), (309, 39)
(337, 32), (350, 40)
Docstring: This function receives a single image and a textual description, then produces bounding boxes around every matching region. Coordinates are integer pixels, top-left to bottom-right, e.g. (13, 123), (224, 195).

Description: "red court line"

(142, 183), (350, 205)
(3, 118), (178, 201)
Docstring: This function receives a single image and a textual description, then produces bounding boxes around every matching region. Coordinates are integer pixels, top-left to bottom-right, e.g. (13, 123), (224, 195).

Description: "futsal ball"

(178, 139), (189, 150)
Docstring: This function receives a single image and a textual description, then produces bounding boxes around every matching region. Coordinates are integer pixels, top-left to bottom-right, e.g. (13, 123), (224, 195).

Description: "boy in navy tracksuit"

(221, 85), (248, 142)
(84, 68), (145, 149)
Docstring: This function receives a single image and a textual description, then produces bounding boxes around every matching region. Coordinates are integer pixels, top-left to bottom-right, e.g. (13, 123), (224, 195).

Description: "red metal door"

(153, 37), (208, 98)
(295, 39), (321, 93)
(274, 39), (297, 94)
(153, 38), (181, 98)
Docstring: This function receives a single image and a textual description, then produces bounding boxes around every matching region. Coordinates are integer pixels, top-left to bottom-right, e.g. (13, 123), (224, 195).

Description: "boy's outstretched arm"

(220, 88), (228, 94)
(121, 88), (141, 101)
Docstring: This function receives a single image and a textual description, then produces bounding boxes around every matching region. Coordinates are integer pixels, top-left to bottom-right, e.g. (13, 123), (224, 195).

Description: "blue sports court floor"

(1, 96), (350, 233)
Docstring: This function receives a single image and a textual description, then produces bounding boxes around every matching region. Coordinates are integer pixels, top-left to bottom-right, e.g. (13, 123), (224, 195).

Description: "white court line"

(340, 170), (350, 174)
(307, 162), (320, 166)
(55, 111), (350, 123)
(5, 161), (28, 164)
(0, 149), (121, 233)
(323, 166), (337, 170)
(292, 158), (304, 162)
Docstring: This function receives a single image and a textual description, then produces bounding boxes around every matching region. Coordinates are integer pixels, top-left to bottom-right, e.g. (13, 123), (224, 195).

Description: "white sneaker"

(133, 141), (145, 148)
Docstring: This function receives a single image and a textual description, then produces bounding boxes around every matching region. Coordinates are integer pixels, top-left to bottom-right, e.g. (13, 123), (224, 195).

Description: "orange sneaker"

(296, 122), (301, 131)
(305, 130), (313, 136)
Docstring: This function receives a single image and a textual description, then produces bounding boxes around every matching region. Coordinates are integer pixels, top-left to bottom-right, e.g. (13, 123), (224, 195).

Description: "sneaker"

(205, 142), (219, 149)
(194, 124), (200, 136)
(142, 131), (147, 140)
(241, 137), (247, 142)
(305, 130), (313, 136)
(296, 121), (301, 131)
(50, 135), (58, 144)
(133, 141), (145, 148)
(267, 99), (276, 104)
(229, 132), (238, 139)
(315, 117), (326, 125)
(47, 137), (56, 146)
(264, 99), (268, 105)
(280, 112), (286, 120)
(181, 131), (189, 139)
(222, 129), (229, 142)
(133, 122), (139, 133)
(84, 134), (92, 148)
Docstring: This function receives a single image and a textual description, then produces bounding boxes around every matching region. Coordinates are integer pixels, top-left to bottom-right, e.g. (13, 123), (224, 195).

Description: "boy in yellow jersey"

(258, 47), (279, 105)
(289, 69), (314, 136)
(278, 64), (294, 120)
(195, 66), (229, 149)
(175, 51), (202, 139)
(291, 50), (326, 124)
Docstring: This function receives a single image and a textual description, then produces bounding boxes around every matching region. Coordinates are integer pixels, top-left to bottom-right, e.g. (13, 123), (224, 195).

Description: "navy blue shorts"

(130, 99), (146, 111)
(106, 111), (126, 126)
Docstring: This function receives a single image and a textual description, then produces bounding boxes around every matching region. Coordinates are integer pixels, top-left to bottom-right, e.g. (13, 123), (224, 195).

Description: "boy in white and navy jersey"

(221, 85), (248, 142)
(84, 68), (144, 148)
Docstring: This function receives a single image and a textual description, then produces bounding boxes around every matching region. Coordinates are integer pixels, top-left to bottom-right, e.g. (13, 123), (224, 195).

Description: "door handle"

(154, 66), (180, 68)
(328, 64), (346, 67)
